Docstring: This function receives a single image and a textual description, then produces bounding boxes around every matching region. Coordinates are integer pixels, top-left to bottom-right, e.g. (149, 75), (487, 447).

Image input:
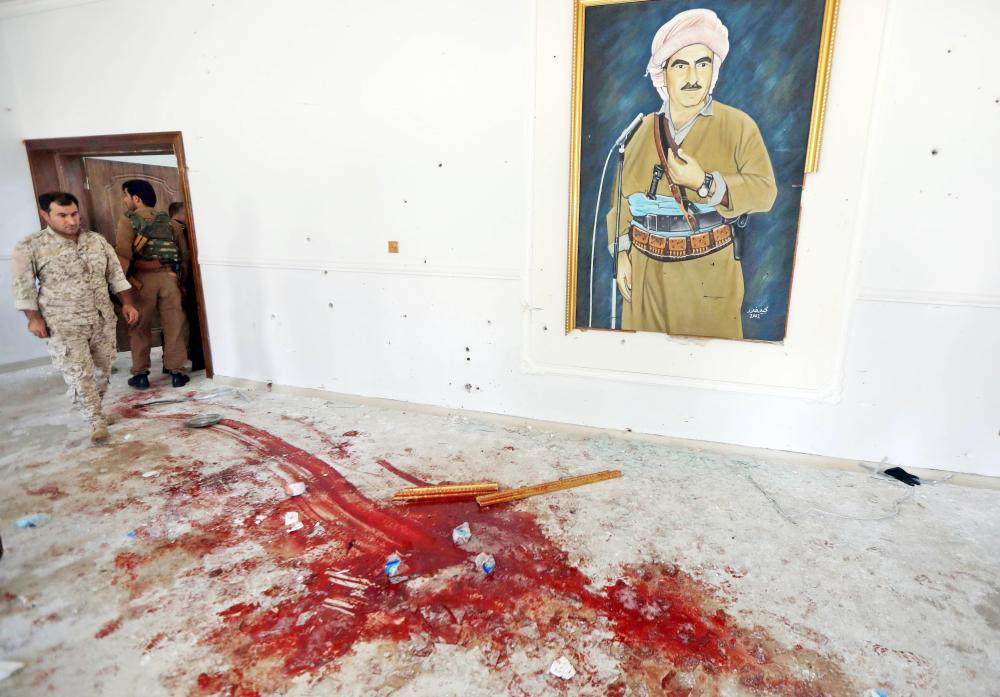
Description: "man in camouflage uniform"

(11, 192), (140, 442)
(115, 179), (189, 389)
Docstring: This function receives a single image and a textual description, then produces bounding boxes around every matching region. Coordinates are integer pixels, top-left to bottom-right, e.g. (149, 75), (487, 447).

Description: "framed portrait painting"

(565, 0), (840, 341)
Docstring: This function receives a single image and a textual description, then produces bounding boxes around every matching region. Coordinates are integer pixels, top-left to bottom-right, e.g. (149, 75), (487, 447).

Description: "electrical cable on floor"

(726, 458), (799, 525)
(744, 472), (799, 526)
(729, 457), (955, 524)
(811, 485), (916, 522)
(811, 460), (955, 522)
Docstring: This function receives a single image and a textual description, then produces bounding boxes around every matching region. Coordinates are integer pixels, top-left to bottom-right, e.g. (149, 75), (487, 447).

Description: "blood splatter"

(107, 412), (852, 695)
(375, 458), (428, 487)
(25, 485), (67, 500)
(95, 616), (123, 639)
(146, 632), (168, 652)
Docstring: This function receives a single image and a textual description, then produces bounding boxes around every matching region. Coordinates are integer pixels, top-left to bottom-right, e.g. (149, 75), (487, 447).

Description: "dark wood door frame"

(24, 131), (214, 378)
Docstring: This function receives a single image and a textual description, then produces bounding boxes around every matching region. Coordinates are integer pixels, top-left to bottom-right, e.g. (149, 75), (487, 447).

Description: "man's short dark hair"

(38, 191), (79, 212)
(122, 179), (157, 207)
(168, 201), (185, 217)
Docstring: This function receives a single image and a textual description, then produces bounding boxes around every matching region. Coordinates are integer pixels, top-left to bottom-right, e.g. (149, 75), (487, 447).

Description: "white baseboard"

(211, 373), (1000, 490)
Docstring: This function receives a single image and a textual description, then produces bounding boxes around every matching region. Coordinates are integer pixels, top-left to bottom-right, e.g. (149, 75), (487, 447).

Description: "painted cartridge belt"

(630, 222), (733, 262)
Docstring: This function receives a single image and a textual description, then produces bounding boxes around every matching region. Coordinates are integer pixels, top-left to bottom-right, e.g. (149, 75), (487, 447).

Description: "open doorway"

(22, 132), (212, 377)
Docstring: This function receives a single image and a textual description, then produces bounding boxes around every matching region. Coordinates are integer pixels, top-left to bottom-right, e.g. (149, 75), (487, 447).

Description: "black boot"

(128, 372), (150, 390)
(171, 372), (190, 388)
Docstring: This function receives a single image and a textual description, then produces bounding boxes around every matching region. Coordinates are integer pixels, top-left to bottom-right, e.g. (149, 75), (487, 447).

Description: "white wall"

(0, 0), (997, 476)
(0, 21), (48, 365)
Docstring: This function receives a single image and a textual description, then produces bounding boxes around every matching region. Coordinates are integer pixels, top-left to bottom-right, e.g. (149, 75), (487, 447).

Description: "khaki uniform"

(115, 209), (188, 374)
(11, 227), (131, 428)
(607, 102), (777, 339)
(169, 218), (191, 351)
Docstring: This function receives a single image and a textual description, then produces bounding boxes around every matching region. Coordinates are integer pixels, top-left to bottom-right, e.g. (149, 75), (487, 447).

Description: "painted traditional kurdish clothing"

(11, 227), (130, 429)
(607, 100), (777, 339)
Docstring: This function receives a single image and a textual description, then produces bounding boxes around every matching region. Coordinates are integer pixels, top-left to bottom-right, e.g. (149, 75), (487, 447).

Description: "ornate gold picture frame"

(565, 0), (840, 340)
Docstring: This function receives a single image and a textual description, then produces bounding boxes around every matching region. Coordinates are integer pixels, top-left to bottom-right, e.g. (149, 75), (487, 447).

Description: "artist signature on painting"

(747, 306), (768, 320)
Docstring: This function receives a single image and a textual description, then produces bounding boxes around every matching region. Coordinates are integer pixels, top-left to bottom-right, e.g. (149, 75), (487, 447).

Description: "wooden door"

(83, 158), (184, 353)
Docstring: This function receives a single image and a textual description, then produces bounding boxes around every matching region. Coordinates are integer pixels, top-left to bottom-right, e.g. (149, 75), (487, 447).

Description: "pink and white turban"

(646, 9), (730, 101)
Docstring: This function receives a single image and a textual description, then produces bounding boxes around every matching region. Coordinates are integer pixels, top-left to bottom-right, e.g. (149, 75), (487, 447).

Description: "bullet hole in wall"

(328, 302), (333, 308)
(931, 149), (939, 156)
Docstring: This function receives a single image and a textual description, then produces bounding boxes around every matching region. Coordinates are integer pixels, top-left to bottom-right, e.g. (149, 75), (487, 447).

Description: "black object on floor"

(128, 373), (150, 390)
(171, 372), (190, 388)
(883, 466), (921, 486)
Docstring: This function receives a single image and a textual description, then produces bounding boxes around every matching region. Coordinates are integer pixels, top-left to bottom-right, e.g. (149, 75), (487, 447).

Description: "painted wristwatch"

(697, 172), (714, 198)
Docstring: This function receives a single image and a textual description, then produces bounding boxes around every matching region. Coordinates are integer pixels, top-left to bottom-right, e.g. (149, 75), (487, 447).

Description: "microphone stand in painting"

(609, 140), (626, 330)
(589, 113), (642, 330)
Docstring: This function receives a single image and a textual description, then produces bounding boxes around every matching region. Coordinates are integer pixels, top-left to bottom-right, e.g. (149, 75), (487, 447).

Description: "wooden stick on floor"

(392, 481), (499, 503)
(476, 470), (622, 508)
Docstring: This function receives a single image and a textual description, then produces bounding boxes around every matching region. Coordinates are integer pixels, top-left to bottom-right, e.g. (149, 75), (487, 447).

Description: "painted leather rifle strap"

(653, 113), (699, 234)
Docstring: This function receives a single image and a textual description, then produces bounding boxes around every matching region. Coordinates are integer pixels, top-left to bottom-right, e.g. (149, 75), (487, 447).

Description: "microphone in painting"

(613, 112), (645, 147)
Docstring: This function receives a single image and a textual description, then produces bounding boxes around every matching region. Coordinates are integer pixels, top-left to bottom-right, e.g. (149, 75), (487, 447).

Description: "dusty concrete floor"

(1, 354), (998, 697)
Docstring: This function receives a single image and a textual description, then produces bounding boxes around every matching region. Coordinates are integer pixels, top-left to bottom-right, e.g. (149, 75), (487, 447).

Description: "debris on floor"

(184, 413), (222, 429)
(137, 387), (249, 409)
(452, 521), (472, 545)
(882, 466), (921, 486)
(384, 551), (412, 584)
(476, 469), (622, 507)
(15, 513), (50, 529)
(285, 481), (307, 496)
(474, 552), (496, 574)
(549, 655), (576, 680)
(284, 511), (304, 532)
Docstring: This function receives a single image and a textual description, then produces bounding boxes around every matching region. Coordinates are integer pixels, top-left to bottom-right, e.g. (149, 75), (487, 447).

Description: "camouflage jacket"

(11, 227), (131, 328)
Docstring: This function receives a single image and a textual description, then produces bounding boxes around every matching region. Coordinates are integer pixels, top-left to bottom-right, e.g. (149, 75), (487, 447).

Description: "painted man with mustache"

(607, 9), (777, 339)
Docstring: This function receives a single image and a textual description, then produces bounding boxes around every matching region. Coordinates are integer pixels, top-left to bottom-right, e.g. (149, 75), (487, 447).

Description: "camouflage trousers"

(46, 315), (117, 428)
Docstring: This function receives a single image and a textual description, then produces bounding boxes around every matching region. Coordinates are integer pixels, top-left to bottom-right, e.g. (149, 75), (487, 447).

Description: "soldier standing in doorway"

(115, 179), (189, 388)
(11, 192), (140, 442)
